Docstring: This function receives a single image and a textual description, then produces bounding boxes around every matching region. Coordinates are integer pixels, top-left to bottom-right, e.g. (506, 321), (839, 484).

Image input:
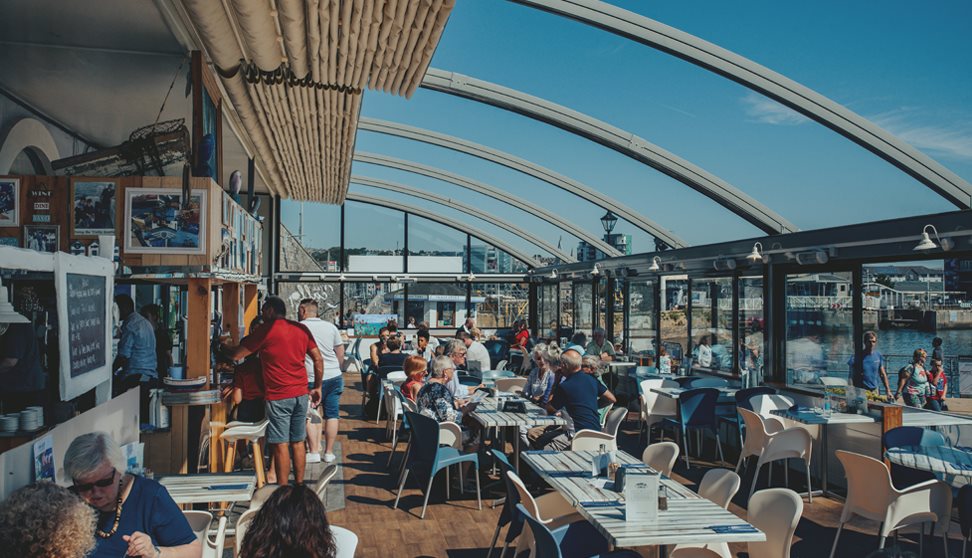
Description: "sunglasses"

(71, 469), (116, 494)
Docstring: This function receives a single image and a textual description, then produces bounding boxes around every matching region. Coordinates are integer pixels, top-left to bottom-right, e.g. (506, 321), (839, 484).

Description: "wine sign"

(65, 273), (107, 377)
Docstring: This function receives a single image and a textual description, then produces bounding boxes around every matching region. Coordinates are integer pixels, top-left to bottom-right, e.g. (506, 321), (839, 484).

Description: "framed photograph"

(124, 188), (208, 255)
(72, 180), (116, 235)
(24, 225), (59, 253)
(0, 178), (19, 227)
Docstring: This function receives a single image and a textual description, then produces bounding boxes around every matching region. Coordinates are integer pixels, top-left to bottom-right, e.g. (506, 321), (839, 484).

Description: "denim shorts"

(265, 394), (309, 444)
(321, 376), (344, 420)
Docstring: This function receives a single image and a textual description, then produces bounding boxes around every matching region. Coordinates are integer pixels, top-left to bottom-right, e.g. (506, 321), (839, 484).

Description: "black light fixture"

(600, 210), (618, 234)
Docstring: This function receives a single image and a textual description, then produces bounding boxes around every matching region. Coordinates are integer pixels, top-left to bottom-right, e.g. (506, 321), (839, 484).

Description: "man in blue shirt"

(113, 295), (157, 415)
(529, 347), (616, 450)
(849, 330), (891, 399)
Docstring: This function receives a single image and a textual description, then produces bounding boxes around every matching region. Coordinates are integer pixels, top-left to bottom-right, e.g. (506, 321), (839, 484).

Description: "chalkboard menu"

(66, 273), (106, 377)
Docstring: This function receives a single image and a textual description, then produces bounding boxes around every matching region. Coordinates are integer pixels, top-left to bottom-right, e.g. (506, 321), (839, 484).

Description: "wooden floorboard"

(322, 376), (967, 557)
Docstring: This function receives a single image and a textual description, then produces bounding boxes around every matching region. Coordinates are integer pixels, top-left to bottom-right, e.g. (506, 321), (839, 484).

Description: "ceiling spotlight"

(549, 268), (558, 279)
(648, 256), (660, 272)
(467, 272), (477, 282)
(747, 242), (764, 262)
(338, 273), (346, 281)
(591, 263), (600, 276)
(914, 224), (954, 251)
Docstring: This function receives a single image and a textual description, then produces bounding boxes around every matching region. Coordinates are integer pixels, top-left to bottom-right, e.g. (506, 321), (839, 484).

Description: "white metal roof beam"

(345, 192), (541, 268)
(353, 151), (621, 256)
(421, 68), (798, 234)
(511, 0), (972, 209)
(357, 117), (685, 248)
(351, 175), (575, 262)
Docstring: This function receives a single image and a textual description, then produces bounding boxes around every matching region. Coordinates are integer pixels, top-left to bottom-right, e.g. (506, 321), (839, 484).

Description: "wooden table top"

(770, 408), (877, 425)
(886, 445), (972, 478)
(158, 472), (255, 505)
(469, 395), (566, 429)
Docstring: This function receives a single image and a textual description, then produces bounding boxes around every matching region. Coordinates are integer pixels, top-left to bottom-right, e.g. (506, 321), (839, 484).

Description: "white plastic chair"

(202, 516), (227, 558)
(235, 507), (258, 555)
(496, 359), (508, 371)
(183, 510), (211, 541)
(698, 468), (741, 509)
(332, 525), (359, 558)
(386, 370), (407, 384)
(508, 470), (584, 556)
(495, 377), (527, 393)
(248, 483), (280, 510)
(748, 425), (813, 503)
(749, 394), (794, 419)
(671, 488), (804, 558)
(641, 441), (680, 477)
(314, 463), (339, 504)
(570, 407), (626, 452)
(383, 383), (403, 442)
(829, 450), (952, 558)
(819, 376), (848, 387)
(639, 379), (678, 442)
(736, 408), (785, 475)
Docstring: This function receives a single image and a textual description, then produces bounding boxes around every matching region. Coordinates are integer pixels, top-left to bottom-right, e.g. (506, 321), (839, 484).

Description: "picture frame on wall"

(124, 188), (207, 255)
(0, 178), (20, 227)
(24, 225), (59, 253)
(72, 180), (116, 236)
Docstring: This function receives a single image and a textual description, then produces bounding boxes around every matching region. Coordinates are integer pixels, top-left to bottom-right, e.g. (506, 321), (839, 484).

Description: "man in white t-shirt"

(460, 331), (491, 373)
(299, 299), (345, 464)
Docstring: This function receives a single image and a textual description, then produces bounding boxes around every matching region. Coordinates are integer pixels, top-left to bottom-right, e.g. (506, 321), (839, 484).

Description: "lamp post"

(600, 210), (618, 235)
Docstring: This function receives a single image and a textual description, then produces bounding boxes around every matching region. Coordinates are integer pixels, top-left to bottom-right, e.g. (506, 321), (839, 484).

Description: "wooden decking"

(323, 375), (966, 557)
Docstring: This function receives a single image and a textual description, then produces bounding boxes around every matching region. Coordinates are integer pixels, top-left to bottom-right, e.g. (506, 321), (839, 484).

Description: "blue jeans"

(265, 395), (309, 444)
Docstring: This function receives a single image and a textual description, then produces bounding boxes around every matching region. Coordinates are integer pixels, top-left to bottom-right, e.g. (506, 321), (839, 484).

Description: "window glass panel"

(344, 201), (404, 272)
(629, 279), (657, 358)
(407, 217), (466, 273)
(280, 200), (341, 272)
(405, 283), (468, 328)
(861, 258), (971, 401)
(539, 283), (559, 342)
(690, 277), (734, 373)
(785, 271), (854, 389)
(660, 275), (688, 374)
(467, 243), (529, 274)
(342, 281), (401, 325)
(612, 280), (624, 349)
(739, 276), (766, 386)
(559, 282), (573, 331)
(473, 283), (529, 329)
(574, 281), (593, 334)
(276, 282), (341, 322)
(596, 278), (608, 332)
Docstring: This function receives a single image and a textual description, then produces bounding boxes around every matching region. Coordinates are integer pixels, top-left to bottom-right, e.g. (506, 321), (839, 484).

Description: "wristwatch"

(154, 544), (161, 558)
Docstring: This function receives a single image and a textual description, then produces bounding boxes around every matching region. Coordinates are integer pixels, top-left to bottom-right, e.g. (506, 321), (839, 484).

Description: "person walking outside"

(298, 299), (345, 464)
(849, 331), (892, 401)
(225, 296), (323, 485)
(894, 348), (930, 408)
(926, 358), (948, 412)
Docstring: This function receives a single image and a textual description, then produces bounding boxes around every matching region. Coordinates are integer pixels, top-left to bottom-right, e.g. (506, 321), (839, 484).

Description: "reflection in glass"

(690, 277), (733, 373)
(574, 281), (593, 334)
(660, 275), (688, 374)
(408, 217), (466, 273)
(539, 284), (559, 342)
(276, 282), (341, 322)
(473, 283), (528, 328)
(397, 283), (469, 328)
(344, 201), (404, 272)
(467, 244), (529, 274)
(738, 276), (765, 387)
(628, 279), (657, 358)
(559, 282), (573, 331)
(343, 282), (400, 324)
(785, 271), (854, 389)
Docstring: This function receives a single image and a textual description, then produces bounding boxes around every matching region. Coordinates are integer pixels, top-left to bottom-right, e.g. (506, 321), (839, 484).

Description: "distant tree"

(875, 274), (894, 288)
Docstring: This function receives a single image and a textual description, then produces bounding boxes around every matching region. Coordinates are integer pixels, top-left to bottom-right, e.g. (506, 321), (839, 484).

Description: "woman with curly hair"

(0, 481), (96, 558)
(239, 484), (337, 558)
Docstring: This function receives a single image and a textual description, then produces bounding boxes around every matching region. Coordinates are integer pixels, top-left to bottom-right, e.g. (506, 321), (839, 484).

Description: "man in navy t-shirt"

(529, 347), (616, 450)
(848, 331), (891, 398)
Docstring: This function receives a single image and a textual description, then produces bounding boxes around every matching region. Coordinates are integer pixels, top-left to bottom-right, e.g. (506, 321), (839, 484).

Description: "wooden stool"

(220, 420), (269, 487)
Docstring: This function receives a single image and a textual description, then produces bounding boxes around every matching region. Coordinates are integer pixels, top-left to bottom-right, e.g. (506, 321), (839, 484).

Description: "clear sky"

(287, 0), (972, 261)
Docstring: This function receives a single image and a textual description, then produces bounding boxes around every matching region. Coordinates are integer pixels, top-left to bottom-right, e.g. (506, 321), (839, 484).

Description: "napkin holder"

(500, 399), (527, 413)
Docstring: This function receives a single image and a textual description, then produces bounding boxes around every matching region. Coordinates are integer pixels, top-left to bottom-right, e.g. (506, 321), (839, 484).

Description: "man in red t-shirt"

(226, 296), (323, 485)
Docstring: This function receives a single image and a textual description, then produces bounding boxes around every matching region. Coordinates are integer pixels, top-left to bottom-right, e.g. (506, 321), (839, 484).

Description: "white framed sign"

(55, 252), (113, 400)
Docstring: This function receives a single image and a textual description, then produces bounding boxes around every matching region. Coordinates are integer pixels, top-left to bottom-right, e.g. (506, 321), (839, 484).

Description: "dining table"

(158, 472), (255, 506)
(885, 445), (972, 485)
(650, 385), (737, 402)
(469, 393), (566, 472)
(522, 449), (764, 554)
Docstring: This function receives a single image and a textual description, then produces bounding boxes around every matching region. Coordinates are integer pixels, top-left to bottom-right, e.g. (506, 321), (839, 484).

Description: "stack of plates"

(18, 408), (42, 431)
(0, 414), (20, 433)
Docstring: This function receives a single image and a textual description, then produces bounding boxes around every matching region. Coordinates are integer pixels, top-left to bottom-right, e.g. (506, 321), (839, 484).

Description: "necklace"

(96, 476), (125, 539)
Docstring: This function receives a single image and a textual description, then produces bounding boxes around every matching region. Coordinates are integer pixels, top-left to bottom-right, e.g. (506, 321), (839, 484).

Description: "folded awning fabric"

(181, 0), (455, 202)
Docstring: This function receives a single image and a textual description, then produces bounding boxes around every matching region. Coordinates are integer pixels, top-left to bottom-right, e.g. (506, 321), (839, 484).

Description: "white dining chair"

(736, 408), (784, 475)
(202, 516), (227, 558)
(749, 394), (794, 419)
(507, 470), (585, 556)
(314, 463), (339, 504)
(495, 377), (527, 393)
(571, 407), (627, 452)
(748, 426), (813, 503)
(639, 379), (678, 442)
(748, 488), (803, 558)
(383, 383), (403, 442)
(698, 468), (741, 509)
(641, 441), (679, 477)
(331, 525), (359, 558)
(235, 507), (258, 555)
(220, 420), (270, 487)
(182, 510), (212, 541)
(829, 450), (952, 558)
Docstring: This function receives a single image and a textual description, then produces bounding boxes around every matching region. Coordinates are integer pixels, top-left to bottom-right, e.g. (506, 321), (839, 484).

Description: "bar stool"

(220, 420), (269, 487)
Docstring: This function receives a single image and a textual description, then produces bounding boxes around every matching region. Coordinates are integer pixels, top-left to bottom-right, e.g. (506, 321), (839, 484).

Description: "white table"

(158, 473), (255, 505)
(522, 449), (764, 551)
(650, 386), (737, 401)
(886, 445), (972, 483)
(771, 408), (876, 496)
(606, 361), (637, 391)
(470, 395), (566, 471)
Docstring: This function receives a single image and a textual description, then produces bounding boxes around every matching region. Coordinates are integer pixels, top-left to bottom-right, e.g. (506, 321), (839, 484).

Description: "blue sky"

(287, 0), (972, 261)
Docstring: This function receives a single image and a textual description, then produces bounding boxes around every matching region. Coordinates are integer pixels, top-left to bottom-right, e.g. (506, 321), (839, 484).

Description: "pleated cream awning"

(180, 0), (455, 202)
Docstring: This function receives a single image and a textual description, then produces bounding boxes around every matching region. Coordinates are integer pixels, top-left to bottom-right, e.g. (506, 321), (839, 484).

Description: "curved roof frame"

(421, 68), (798, 234)
(357, 117), (686, 248)
(353, 151), (621, 256)
(345, 192), (541, 268)
(511, 0), (972, 209)
(351, 175), (576, 262)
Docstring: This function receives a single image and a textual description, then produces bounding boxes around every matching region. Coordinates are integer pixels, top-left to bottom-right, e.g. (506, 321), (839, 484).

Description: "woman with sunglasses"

(64, 432), (200, 558)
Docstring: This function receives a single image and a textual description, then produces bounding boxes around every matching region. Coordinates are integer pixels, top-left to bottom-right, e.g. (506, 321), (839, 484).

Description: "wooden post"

(183, 278), (213, 473)
(243, 284), (259, 335)
(881, 403), (903, 468)
(223, 283), (242, 345)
